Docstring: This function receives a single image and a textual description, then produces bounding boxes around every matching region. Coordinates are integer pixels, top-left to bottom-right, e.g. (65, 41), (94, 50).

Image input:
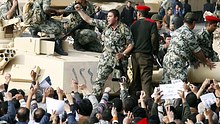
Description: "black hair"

(108, 9), (120, 21)
(132, 106), (147, 118)
(9, 88), (19, 97)
(123, 96), (138, 113)
(186, 92), (198, 108)
(17, 107), (30, 122)
(17, 89), (25, 98)
(138, 10), (149, 18)
(111, 97), (123, 112)
(78, 98), (93, 116)
(205, 21), (218, 26)
(34, 108), (46, 122)
(102, 108), (113, 121)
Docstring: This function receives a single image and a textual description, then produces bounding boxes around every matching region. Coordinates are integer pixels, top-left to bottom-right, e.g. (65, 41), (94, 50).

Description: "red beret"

(136, 5), (151, 12)
(205, 15), (220, 22)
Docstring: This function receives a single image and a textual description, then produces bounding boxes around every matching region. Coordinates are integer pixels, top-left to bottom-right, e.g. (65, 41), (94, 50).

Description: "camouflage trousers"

(161, 52), (188, 84)
(30, 18), (63, 38)
(92, 52), (128, 96)
(74, 29), (103, 52)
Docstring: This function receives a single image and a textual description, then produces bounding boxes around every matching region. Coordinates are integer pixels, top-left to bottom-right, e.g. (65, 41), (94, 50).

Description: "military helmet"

(184, 12), (198, 22)
(151, 14), (163, 22)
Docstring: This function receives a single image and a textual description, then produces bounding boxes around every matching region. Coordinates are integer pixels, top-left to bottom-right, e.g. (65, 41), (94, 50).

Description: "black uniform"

(130, 18), (159, 98)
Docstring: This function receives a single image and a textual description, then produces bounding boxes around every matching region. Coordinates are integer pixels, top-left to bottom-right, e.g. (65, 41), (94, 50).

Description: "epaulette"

(144, 18), (155, 23)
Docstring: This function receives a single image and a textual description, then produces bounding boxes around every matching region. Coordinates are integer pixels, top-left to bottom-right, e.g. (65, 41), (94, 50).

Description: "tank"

(1, 0), (220, 94)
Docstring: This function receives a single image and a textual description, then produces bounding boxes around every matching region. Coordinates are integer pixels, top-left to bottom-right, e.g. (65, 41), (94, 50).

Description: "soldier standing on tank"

(161, 12), (216, 84)
(64, 0), (103, 52)
(129, 5), (159, 98)
(74, 4), (134, 96)
(196, 15), (220, 62)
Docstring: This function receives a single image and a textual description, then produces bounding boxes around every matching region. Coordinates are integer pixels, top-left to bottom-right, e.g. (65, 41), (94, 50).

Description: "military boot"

(30, 28), (40, 38)
(54, 39), (68, 56)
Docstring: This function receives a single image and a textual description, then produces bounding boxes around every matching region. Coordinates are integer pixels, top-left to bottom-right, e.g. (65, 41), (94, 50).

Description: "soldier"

(196, 15), (220, 62)
(25, 0), (68, 56)
(64, 0), (103, 52)
(161, 12), (216, 84)
(0, 0), (19, 20)
(74, 4), (134, 96)
(151, 13), (163, 30)
(129, 5), (159, 98)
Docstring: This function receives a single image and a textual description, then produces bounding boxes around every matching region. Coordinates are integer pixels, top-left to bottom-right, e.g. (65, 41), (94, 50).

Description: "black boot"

(54, 39), (68, 56)
(30, 28), (40, 37)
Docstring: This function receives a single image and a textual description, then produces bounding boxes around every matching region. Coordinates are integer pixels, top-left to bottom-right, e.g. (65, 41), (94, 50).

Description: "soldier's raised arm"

(74, 4), (93, 24)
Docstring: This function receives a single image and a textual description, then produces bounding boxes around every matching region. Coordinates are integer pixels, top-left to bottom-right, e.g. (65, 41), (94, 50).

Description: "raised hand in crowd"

(154, 89), (163, 105)
(196, 113), (205, 124)
(165, 105), (175, 123)
(216, 97), (220, 108)
(4, 73), (11, 85)
(65, 93), (74, 105)
(71, 79), (78, 93)
(42, 87), (53, 103)
(57, 87), (64, 100)
(204, 109), (214, 124)
(4, 92), (13, 101)
(196, 78), (211, 99)
(50, 110), (58, 124)
(139, 91), (146, 109)
(123, 111), (134, 124)
(111, 107), (118, 123)
(178, 90), (185, 103)
(213, 79), (220, 96)
(104, 87), (111, 93)
(187, 82), (198, 94)
(185, 119), (194, 124)
(79, 83), (91, 95)
(0, 73), (11, 92)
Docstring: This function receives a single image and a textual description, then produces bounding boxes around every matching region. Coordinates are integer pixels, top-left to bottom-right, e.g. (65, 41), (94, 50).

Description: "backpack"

(22, 0), (44, 25)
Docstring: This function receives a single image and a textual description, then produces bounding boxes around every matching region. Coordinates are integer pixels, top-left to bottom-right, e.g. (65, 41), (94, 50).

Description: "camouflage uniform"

(90, 19), (134, 95)
(161, 24), (201, 84)
(196, 28), (219, 62)
(30, 0), (63, 39)
(0, 0), (19, 20)
(64, 1), (103, 52)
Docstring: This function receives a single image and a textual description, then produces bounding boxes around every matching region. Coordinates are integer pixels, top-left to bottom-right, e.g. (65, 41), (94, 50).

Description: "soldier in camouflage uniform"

(75, 4), (134, 95)
(161, 12), (216, 84)
(64, 0), (103, 52)
(0, 0), (19, 20)
(196, 15), (220, 62)
(28, 0), (68, 55)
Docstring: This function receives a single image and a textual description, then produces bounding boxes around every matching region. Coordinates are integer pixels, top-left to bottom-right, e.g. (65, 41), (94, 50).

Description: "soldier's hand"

(116, 53), (124, 60)
(205, 58), (216, 70)
(74, 4), (81, 11)
(12, 0), (18, 7)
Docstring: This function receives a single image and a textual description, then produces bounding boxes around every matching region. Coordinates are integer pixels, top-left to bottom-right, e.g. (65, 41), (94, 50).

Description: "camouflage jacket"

(34, 0), (50, 17)
(196, 28), (219, 62)
(0, 0), (19, 20)
(166, 24), (201, 62)
(64, 1), (95, 28)
(91, 19), (134, 54)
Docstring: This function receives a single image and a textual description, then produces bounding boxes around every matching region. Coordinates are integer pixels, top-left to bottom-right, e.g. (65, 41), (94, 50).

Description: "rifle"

(112, 44), (126, 82)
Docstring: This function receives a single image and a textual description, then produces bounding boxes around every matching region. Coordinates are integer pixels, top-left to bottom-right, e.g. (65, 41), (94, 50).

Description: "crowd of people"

(1, 0), (220, 123)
